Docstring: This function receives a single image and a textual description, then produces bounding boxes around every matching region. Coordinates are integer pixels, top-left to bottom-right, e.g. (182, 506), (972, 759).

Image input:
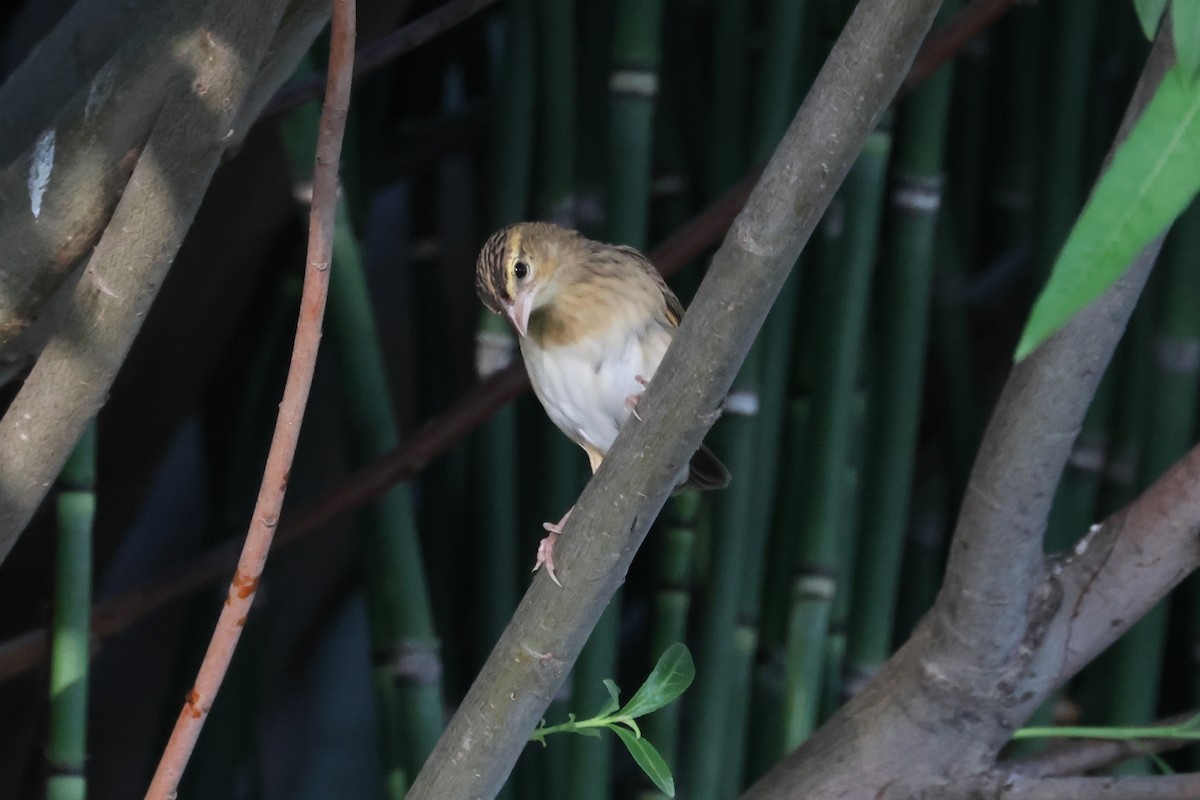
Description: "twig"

(141, 0), (354, 796)
(1007, 713), (1199, 777)
(262, 0), (500, 118)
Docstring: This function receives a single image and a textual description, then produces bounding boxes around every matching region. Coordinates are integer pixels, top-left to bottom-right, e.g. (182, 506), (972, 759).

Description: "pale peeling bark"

(0, 0), (327, 359)
(0, 0), (293, 563)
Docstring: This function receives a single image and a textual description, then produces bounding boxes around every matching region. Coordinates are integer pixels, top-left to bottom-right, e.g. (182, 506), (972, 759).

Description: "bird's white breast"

(520, 321), (672, 456)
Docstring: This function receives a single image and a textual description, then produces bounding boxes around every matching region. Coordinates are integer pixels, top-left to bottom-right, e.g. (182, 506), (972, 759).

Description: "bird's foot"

(625, 375), (651, 421)
(534, 507), (573, 587)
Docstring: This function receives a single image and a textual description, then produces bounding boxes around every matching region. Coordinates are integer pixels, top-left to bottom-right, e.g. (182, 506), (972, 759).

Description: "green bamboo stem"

(781, 129), (891, 747)
(606, 0), (665, 248)
(1151, 205), (1200, 737)
(562, 3), (665, 796)
(761, 396), (812, 651)
(47, 424), (96, 800)
(822, 462), (861, 722)
(780, 573), (836, 748)
(715, 625), (758, 799)
(683, 343), (762, 800)
(707, 0), (749, 194)
(988, 2), (1044, 260)
(1032, 0), (1096, 280)
(280, 66), (443, 792)
(894, 468), (951, 643)
(639, 493), (700, 798)
(1095, 305), (1159, 776)
(845, 4), (957, 681)
(564, 600), (620, 800)
(574, 0), (614, 233)
(752, 0), (807, 164)
(535, 0), (576, 222)
(483, 4), (538, 794)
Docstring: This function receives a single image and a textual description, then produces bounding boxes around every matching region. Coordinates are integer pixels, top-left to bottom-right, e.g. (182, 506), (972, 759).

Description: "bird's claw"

(625, 375), (651, 422)
(534, 508), (572, 587)
(533, 530), (562, 587)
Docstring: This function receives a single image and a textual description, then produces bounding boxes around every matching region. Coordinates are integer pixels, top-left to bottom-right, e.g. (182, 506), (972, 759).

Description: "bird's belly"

(522, 330), (669, 456)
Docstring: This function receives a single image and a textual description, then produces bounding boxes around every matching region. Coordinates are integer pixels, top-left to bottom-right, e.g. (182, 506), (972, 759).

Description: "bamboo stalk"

(535, 0), (576, 223)
(781, 128), (891, 748)
(606, 0), (666, 248)
(846, 1), (958, 682)
(642, 494), (699, 776)
(279, 67), (443, 792)
(46, 424), (96, 800)
(707, 0), (749, 194)
(1031, 0), (1096, 280)
(562, 1), (666, 796)
(684, 344), (762, 800)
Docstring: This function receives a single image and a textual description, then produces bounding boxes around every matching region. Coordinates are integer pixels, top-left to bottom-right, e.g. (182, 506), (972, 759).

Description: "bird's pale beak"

(504, 293), (533, 338)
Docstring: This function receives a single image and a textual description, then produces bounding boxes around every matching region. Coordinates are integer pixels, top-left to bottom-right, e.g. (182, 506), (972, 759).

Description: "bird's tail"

(686, 444), (731, 491)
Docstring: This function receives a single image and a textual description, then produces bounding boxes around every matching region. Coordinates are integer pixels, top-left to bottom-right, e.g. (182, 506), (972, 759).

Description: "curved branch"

(741, 24), (1178, 800)
(405, 0), (943, 796)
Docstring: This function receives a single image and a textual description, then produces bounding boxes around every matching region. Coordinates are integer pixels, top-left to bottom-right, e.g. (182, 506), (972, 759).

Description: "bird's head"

(475, 222), (573, 337)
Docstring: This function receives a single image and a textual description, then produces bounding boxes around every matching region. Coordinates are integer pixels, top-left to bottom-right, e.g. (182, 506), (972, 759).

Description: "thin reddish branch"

(142, 0), (355, 796)
(0, 0), (1018, 685)
(263, 0), (499, 117)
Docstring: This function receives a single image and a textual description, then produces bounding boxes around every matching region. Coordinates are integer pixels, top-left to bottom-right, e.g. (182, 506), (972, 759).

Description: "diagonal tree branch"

(405, 0), (944, 797)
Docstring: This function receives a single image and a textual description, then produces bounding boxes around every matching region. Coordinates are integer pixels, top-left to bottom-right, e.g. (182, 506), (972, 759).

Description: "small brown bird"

(475, 222), (729, 585)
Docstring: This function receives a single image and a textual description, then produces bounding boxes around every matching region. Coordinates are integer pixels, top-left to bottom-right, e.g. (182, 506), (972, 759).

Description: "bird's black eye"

(514, 261), (529, 281)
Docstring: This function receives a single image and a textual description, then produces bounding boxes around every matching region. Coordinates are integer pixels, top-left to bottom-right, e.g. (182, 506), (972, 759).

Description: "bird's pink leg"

(535, 507), (573, 587)
(624, 375), (651, 421)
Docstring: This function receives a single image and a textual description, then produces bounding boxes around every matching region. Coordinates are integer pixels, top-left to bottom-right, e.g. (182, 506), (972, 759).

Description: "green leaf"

(617, 643), (695, 719)
(597, 679), (621, 717)
(1175, 0), (1200, 84)
(612, 726), (675, 797)
(1133, 0), (1168, 39)
(1016, 66), (1200, 360)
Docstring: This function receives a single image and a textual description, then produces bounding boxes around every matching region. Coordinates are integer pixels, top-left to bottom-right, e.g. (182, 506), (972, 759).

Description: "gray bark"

(0, 0), (327, 359)
(0, 0), (171, 166)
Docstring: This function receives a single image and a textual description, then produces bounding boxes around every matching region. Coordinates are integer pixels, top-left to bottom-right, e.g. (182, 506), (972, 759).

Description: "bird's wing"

(612, 245), (684, 328)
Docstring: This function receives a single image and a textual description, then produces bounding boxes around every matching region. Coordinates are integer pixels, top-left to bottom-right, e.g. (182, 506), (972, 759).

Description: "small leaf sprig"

(529, 643), (695, 797)
(1015, 711), (1200, 773)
